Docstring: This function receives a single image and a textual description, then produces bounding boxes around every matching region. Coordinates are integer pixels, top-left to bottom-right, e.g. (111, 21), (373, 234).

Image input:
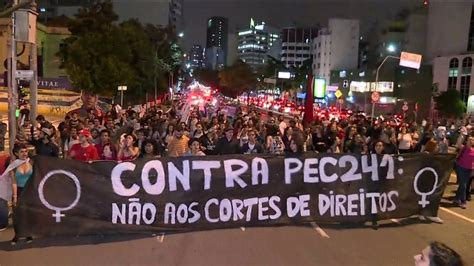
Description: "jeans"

(455, 165), (472, 204)
(0, 198), (8, 229)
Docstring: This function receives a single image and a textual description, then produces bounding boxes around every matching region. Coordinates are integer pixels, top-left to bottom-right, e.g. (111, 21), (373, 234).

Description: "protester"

(166, 124), (190, 157)
(414, 241), (464, 266)
(215, 127), (239, 155)
(241, 129), (264, 154)
(453, 134), (474, 209)
(0, 151), (10, 231)
(68, 129), (99, 162)
(7, 143), (34, 245)
(117, 134), (140, 162)
(0, 116), (6, 151)
(185, 138), (206, 156)
(30, 127), (60, 157)
(140, 139), (161, 159)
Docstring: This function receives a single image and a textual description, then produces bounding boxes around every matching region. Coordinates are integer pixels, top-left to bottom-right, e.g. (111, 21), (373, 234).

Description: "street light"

(178, 32), (184, 38)
(387, 44), (396, 53)
(118, 85), (127, 107)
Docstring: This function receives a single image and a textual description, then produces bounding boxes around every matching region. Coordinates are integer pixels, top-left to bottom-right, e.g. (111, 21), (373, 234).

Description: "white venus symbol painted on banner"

(397, 156), (439, 208)
(38, 170), (81, 223)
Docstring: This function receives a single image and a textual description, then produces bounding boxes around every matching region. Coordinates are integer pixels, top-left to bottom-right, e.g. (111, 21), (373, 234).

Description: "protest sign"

(14, 153), (454, 238)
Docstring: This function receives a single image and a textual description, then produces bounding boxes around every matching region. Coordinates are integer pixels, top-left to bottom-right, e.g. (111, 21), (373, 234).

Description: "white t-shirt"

(398, 133), (412, 150)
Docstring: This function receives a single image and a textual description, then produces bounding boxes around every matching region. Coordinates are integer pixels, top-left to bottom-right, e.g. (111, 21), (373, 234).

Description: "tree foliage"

(219, 61), (257, 97)
(193, 68), (219, 88)
(435, 89), (466, 118)
(58, 0), (182, 100)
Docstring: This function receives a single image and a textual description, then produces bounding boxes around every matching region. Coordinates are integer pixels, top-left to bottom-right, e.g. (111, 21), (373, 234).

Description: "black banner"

(15, 153), (454, 238)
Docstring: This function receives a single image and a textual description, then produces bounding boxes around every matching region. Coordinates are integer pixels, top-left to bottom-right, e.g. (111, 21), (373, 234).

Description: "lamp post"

(371, 55), (400, 121)
(118, 85), (127, 107)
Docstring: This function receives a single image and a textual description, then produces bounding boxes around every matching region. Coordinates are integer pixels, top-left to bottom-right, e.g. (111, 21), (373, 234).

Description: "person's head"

(195, 123), (203, 133)
(285, 127), (294, 137)
(91, 128), (99, 140)
(401, 125), (408, 134)
(13, 143), (28, 160)
(354, 133), (363, 144)
(268, 117), (276, 125)
(248, 129), (257, 143)
(188, 138), (201, 153)
(81, 91), (98, 109)
(142, 140), (159, 156)
(72, 112), (78, 121)
(78, 128), (92, 144)
(278, 115), (284, 122)
(64, 115), (71, 121)
(124, 134), (137, 147)
(373, 140), (385, 155)
(225, 127), (234, 139)
(40, 127), (53, 141)
(167, 124), (175, 134)
(414, 241), (463, 266)
(100, 129), (110, 143)
(103, 143), (113, 158)
(424, 139), (439, 154)
(70, 127), (78, 138)
(36, 115), (45, 123)
(174, 124), (184, 139)
(93, 117), (101, 126)
(289, 136), (305, 153)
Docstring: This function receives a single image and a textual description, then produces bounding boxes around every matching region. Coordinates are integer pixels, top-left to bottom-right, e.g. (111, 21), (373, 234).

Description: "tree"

(193, 68), (219, 88)
(58, 0), (134, 97)
(435, 89), (466, 118)
(219, 61), (257, 97)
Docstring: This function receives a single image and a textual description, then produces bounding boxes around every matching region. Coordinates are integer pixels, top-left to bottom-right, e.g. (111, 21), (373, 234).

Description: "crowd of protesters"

(0, 98), (473, 244)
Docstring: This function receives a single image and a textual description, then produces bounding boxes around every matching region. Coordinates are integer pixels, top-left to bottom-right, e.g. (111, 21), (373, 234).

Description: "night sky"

(113, 0), (420, 51)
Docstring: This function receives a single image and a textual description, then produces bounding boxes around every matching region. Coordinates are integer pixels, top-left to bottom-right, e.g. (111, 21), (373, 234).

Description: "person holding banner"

(0, 144), (34, 245)
(184, 138), (206, 157)
(454, 134), (474, 209)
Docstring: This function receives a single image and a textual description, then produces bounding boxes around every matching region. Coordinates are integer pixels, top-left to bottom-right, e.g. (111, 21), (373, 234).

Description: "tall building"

(425, 1), (473, 63)
(188, 44), (204, 69)
(205, 16), (228, 69)
(204, 47), (225, 70)
(428, 1), (474, 109)
(237, 18), (280, 68)
(227, 32), (239, 66)
(169, 0), (183, 33)
(312, 18), (359, 83)
(280, 27), (318, 68)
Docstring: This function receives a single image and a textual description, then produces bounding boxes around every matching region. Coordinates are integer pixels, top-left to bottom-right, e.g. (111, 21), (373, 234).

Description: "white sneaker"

(426, 216), (444, 224)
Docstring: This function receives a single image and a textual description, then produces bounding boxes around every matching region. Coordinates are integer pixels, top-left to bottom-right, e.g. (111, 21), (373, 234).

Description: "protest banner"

(14, 153), (454, 238)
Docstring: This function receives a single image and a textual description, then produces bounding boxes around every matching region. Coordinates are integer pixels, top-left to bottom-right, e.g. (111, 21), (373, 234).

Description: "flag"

(303, 74), (314, 125)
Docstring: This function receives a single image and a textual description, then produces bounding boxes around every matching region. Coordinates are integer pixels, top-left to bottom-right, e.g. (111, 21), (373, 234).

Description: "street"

(0, 178), (472, 266)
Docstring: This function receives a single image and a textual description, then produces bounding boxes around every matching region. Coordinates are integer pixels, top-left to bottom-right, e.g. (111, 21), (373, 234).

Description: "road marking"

(440, 207), (474, 224)
(310, 222), (330, 238)
(240, 227), (245, 231)
(157, 233), (165, 243)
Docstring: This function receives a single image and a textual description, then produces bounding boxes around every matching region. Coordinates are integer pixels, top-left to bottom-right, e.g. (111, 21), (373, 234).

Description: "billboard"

(314, 78), (326, 98)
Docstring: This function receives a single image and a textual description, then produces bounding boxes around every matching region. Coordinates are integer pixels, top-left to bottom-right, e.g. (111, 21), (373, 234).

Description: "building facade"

(237, 19), (280, 68)
(280, 27), (318, 68)
(433, 54), (474, 108)
(0, 18), (70, 78)
(188, 44), (204, 69)
(312, 18), (359, 84)
(425, 1), (473, 63)
(205, 16), (228, 67)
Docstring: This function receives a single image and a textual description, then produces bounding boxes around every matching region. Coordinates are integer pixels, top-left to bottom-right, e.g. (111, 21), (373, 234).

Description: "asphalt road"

(0, 178), (472, 266)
